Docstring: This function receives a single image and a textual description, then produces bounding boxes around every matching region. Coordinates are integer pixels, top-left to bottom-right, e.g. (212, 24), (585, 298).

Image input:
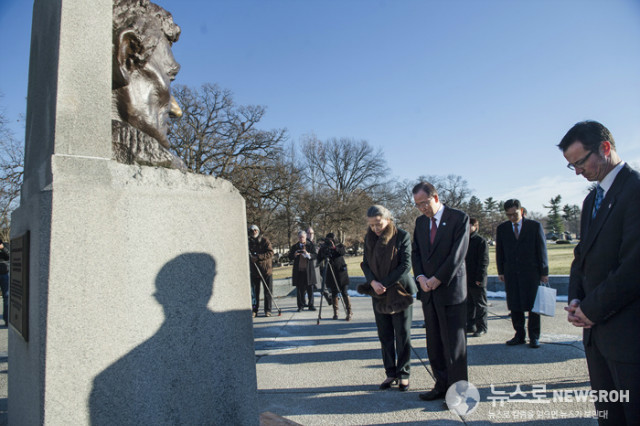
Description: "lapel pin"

(442, 222), (446, 226)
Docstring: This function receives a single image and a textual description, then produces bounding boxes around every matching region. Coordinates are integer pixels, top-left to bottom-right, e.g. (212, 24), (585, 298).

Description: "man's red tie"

(430, 217), (437, 244)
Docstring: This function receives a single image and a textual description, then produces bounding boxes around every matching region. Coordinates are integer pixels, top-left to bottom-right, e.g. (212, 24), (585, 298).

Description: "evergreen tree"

(544, 195), (564, 237)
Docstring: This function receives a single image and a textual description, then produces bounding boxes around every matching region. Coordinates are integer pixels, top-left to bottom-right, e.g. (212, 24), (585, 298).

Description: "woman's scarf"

(360, 222), (412, 314)
(365, 222), (398, 281)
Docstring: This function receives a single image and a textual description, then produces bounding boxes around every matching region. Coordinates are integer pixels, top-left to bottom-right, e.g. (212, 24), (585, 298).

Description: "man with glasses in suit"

(559, 120), (640, 425)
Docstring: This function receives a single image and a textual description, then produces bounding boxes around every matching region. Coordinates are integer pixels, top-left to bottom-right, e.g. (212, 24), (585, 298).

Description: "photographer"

(288, 230), (318, 312)
(248, 225), (274, 317)
(318, 233), (352, 320)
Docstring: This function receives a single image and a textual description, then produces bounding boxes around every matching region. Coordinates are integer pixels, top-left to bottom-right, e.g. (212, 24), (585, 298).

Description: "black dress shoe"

(297, 308), (302, 312)
(419, 389), (446, 401)
(379, 378), (398, 390)
(506, 336), (526, 345)
(529, 339), (540, 348)
(399, 380), (410, 392)
(471, 330), (487, 337)
(308, 306), (316, 311)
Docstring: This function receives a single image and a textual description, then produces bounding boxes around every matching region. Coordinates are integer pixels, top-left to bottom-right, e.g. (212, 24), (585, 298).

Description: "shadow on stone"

(89, 253), (254, 424)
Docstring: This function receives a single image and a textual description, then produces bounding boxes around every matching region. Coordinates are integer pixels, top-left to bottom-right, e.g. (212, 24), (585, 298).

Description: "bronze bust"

(112, 0), (184, 168)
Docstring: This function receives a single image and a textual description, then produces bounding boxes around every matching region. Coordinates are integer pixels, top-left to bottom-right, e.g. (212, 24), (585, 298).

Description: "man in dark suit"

(559, 120), (640, 425)
(465, 218), (489, 337)
(496, 199), (548, 348)
(411, 181), (469, 402)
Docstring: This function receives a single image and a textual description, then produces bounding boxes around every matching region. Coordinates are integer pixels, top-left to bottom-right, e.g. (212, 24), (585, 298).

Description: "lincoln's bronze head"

(112, 0), (182, 153)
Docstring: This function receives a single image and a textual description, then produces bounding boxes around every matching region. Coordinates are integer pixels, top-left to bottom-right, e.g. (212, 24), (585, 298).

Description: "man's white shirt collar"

(598, 161), (625, 195)
(432, 204), (444, 226)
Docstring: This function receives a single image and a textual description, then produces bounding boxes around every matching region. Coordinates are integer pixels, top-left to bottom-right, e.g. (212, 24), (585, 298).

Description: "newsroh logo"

(446, 380), (480, 416)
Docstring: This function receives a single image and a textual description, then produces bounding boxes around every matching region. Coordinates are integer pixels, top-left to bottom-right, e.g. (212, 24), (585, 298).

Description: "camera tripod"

(251, 261), (282, 316)
(316, 258), (348, 325)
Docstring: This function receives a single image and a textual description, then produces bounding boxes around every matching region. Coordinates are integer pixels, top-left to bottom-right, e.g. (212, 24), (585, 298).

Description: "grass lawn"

(272, 242), (577, 280)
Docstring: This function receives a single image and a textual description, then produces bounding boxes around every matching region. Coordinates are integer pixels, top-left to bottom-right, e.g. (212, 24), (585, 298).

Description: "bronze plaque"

(10, 232), (30, 341)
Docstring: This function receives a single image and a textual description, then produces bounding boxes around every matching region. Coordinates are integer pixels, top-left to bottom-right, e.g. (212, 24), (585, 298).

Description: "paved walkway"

(254, 295), (598, 425)
(0, 295), (599, 425)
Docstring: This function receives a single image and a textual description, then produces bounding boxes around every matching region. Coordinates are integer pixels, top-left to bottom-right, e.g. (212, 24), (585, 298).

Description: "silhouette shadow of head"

(154, 252), (216, 318)
(90, 253), (226, 425)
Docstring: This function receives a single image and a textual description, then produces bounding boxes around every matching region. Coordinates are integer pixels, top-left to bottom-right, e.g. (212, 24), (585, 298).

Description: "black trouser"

(510, 310), (540, 340)
(373, 302), (413, 380)
(294, 270), (314, 309)
(466, 284), (488, 332)
(250, 272), (273, 313)
(585, 337), (640, 425)
(422, 298), (468, 391)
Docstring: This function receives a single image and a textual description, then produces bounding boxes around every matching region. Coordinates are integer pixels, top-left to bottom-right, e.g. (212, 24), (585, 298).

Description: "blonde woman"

(361, 205), (417, 391)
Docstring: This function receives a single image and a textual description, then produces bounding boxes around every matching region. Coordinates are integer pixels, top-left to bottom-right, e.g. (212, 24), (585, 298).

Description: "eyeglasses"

(414, 199), (433, 209)
(567, 151), (593, 171)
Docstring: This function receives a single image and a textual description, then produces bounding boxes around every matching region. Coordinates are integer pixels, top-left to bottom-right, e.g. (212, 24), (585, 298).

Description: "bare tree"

(246, 143), (305, 248)
(301, 136), (389, 242)
(380, 179), (419, 233)
(416, 174), (471, 210)
(0, 101), (24, 241)
(302, 136), (388, 201)
(168, 83), (287, 180)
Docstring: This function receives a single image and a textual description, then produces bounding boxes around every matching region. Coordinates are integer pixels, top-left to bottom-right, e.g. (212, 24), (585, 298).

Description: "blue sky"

(1, 0), (640, 214)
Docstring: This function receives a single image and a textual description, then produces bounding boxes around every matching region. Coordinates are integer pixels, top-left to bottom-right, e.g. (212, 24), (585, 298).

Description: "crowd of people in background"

(247, 121), (638, 423)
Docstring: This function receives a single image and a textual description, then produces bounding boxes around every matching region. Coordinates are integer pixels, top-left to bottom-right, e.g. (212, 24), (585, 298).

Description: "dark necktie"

(514, 222), (519, 239)
(430, 217), (437, 244)
(592, 185), (604, 219)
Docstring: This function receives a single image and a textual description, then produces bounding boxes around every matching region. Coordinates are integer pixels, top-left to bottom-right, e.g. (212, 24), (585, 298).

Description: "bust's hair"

(112, 0), (180, 86)
(367, 205), (392, 220)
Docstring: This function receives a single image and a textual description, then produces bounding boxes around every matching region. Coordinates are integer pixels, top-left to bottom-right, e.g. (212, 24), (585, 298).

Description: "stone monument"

(9, 0), (258, 424)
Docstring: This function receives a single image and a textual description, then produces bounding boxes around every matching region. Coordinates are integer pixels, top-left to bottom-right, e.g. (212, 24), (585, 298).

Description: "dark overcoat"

(465, 231), (489, 287)
(321, 243), (350, 290)
(495, 218), (549, 311)
(248, 235), (273, 277)
(288, 241), (319, 288)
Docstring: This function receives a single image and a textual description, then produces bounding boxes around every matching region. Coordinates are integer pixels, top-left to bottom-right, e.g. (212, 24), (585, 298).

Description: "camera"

(317, 238), (335, 261)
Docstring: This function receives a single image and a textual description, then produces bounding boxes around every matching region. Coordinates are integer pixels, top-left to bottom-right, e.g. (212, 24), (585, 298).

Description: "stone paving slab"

(0, 295), (598, 425)
(254, 295), (598, 425)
